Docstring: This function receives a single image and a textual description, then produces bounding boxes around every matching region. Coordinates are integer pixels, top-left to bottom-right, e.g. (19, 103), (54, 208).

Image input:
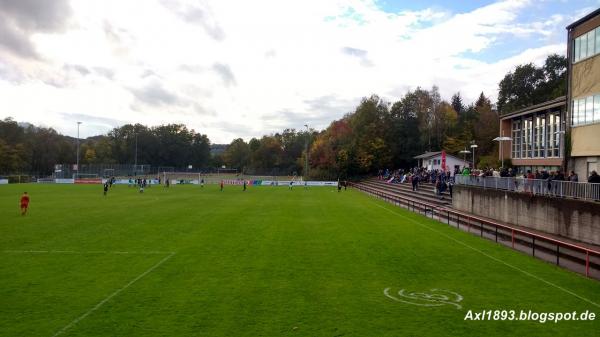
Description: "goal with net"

(161, 172), (203, 185)
(103, 169), (115, 178)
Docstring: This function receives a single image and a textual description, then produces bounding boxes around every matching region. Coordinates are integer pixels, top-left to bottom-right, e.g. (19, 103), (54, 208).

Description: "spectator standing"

(412, 174), (419, 191)
(553, 171), (565, 196)
(526, 170), (535, 193)
(568, 171), (578, 182)
(589, 170), (600, 183)
(589, 171), (600, 201)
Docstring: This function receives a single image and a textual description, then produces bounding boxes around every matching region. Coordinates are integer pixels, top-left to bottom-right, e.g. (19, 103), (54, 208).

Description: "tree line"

(0, 121), (211, 176)
(0, 54), (566, 178)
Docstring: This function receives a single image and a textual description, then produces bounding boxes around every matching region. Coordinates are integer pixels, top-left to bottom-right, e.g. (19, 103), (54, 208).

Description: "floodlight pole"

(493, 131), (512, 169)
(134, 132), (138, 170)
(500, 139), (503, 168)
(304, 123), (309, 180)
(459, 149), (470, 169)
(500, 131), (503, 168)
(76, 121), (82, 177)
(470, 142), (478, 169)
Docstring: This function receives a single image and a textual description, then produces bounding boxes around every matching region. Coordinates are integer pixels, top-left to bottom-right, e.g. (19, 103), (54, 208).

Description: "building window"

(531, 116), (540, 158)
(511, 113), (562, 159)
(521, 119), (526, 158)
(546, 113), (561, 158)
(586, 96), (594, 123)
(588, 29), (596, 59)
(573, 27), (600, 63)
(597, 27), (600, 54)
(572, 94), (600, 126)
(581, 32), (588, 59)
(553, 114), (560, 157)
(579, 98), (586, 124)
(595, 95), (600, 122)
(533, 115), (543, 157)
(547, 114), (554, 157)
(512, 120), (521, 159)
(522, 118), (532, 158)
(535, 115), (546, 157)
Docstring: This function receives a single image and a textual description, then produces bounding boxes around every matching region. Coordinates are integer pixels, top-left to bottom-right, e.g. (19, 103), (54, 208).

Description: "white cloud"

(0, 0), (576, 143)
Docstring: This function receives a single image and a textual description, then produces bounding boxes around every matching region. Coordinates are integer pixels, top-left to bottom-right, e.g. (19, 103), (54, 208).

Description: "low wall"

(452, 185), (600, 246)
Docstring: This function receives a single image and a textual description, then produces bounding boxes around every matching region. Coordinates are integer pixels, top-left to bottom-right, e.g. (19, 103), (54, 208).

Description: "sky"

(0, 0), (598, 143)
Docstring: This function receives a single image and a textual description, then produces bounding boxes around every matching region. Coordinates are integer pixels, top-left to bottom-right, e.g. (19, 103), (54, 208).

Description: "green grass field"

(0, 183), (599, 336)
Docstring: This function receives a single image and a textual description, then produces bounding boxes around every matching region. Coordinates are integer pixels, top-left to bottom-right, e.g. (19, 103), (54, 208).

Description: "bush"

(476, 155), (495, 169)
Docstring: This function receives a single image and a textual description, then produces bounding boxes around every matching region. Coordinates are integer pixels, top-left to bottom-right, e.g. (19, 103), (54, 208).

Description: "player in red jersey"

(20, 192), (30, 215)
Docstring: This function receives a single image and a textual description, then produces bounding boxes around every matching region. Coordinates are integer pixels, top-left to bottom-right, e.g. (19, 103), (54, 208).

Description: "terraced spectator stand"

(358, 178), (451, 208)
(350, 180), (600, 280)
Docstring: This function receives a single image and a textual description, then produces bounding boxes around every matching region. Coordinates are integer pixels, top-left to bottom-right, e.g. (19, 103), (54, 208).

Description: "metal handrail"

(349, 181), (600, 278)
(454, 175), (600, 202)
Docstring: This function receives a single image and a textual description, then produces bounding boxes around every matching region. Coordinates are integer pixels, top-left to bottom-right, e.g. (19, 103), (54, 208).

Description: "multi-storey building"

(498, 8), (600, 177)
(499, 96), (566, 173)
(567, 8), (600, 179)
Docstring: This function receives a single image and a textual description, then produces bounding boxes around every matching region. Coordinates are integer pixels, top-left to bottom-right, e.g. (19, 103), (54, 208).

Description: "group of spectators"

(377, 167), (454, 199)
(460, 166), (600, 184)
(377, 166), (600, 200)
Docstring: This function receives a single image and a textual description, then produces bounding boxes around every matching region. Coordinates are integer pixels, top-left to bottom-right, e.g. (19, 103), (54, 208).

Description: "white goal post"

(161, 172), (203, 185)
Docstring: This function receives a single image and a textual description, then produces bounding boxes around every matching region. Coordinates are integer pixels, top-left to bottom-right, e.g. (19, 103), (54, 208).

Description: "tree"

(497, 54), (567, 115)
(84, 148), (97, 163)
(223, 138), (250, 170)
(251, 136), (283, 173)
(308, 119), (352, 179)
(348, 95), (391, 174)
(540, 54), (567, 100)
(451, 92), (465, 116)
(473, 93), (498, 163)
(190, 133), (211, 169)
(94, 137), (116, 164)
(388, 95), (421, 167)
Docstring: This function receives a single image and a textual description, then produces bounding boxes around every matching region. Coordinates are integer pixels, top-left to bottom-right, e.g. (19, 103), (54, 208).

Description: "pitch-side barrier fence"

(349, 182), (600, 280)
(454, 175), (600, 202)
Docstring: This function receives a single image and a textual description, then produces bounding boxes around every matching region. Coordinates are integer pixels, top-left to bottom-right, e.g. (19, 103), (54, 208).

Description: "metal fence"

(53, 164), (154, 178)
(51, 163), (299, 179)
(454, 175), (600, 202)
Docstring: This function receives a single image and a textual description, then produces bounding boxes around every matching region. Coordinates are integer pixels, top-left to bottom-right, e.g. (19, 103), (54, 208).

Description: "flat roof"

(500, 96), (566, 120)
(414, 151), (441, 159)
(566, 8), (600, 30)
(413, 151), (463, 161)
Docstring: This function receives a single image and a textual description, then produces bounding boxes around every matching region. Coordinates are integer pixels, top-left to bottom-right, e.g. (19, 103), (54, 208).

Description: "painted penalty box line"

(369, 201), (600, 309)
(51, 251), (175, 337)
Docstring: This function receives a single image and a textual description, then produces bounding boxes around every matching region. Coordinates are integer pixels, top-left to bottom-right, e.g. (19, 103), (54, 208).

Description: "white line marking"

(370, 201), (600, 309)
(52, 252), (175, 337)
(2, 250), (174, 255)
(2, 250), (50, 253)
(384, 287), (463, 309)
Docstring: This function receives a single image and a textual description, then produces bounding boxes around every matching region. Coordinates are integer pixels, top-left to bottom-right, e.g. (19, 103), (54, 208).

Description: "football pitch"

(0, 184), (599, 336)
